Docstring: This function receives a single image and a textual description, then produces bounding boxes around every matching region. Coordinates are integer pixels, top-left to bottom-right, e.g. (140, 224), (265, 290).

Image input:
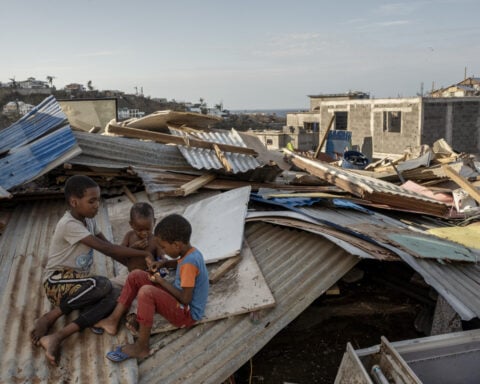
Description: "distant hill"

(0, 88), (287, 132)
(0, 88), (187, 130)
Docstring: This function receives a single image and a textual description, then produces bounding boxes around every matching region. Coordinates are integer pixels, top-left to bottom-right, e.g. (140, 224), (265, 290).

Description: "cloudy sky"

(1, 0), (479, 109)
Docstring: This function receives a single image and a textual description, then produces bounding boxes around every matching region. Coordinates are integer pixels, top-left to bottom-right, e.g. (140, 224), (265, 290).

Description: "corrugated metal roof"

(170, 127), (262, 174)
(71, 131), (192, 170)
(0, 200), (358, 383)
(138, 222), (358, 383)
(0, 200), (135, 383)
(246, 210), (400, 261)
(0, 95), (68, 155)
(294, 205), (480, 320)
(391, 249), (480, 321)
(0, 125), (81, 191)
(286, 150), (450, 217)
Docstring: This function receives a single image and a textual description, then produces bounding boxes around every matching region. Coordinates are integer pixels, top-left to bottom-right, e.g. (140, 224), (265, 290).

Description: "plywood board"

(148, 239), (276, 333)
(183, 186), (251, 263)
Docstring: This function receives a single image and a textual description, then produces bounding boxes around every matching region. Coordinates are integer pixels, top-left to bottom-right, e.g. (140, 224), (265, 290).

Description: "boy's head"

(129, 202), (155, 239)
(154, 214), (192, 257)
(64, 175), (100, 218)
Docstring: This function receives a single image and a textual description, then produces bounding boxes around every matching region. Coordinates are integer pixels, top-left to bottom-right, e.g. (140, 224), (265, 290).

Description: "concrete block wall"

(372, 101), (421, 155)
(422, 102), (448, 145)
(423, 99), (480, 154)
(320, 99), (421, 157)
(451, 101), (480, 153)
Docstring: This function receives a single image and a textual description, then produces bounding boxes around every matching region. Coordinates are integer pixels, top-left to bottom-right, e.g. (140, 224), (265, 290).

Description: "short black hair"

(64, 175), (98, 202)
(130, 202), (155, 221)
(154, 214), (192, 244)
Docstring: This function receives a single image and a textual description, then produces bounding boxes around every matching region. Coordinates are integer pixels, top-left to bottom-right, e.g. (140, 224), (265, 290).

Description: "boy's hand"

(145, 254), (155, 269)
(147, 260), (163, 273)
(149, 271), (163, 283)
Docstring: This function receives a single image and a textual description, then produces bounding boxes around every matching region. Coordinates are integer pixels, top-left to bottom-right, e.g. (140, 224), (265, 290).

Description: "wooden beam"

(107, 122), (258, 156)
(442, 164), (480, 205)
(208, 255), (242, 284)
(213, 143), (233, 172)
(314, 114), (335, 158)
(177, 173), (217, 196)
(122, 185), (137, 203)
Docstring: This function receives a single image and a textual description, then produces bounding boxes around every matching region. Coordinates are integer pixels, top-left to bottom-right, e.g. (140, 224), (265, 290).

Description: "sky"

(1, 0), (479, 110)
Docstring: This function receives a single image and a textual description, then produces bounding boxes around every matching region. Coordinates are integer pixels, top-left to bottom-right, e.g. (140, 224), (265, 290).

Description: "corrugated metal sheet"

(0, 95), (67, 155)
(0, 125), (81, 191)
(138, 222), (358, 383)
(287, 150), (450, 217)
(294, 206), (480, 320)
(0, 202), (358, 383)
(71, 131), (192, 170)
(0, 200), (135, 383)
(170, 127), (262, 174)
(391, 249), (480, 321)
(246, 210), (400, 261)
(250, 194), (478, 262)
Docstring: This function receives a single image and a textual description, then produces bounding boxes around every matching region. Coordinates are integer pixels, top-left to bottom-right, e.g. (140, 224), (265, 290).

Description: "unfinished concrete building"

(287, 94), (480, 159)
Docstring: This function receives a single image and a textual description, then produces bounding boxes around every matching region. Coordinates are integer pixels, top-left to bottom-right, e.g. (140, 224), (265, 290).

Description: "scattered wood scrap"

(177, 173), (216, 196)
(209, 255), (242, 284)
(442, 164), (480, 205)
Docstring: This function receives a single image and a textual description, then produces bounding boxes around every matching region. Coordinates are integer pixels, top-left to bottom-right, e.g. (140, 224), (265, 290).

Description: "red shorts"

(118, 269), (196, 328)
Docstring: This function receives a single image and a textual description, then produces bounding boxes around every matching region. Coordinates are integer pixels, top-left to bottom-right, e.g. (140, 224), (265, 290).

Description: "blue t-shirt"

(174, 248), (209, 321)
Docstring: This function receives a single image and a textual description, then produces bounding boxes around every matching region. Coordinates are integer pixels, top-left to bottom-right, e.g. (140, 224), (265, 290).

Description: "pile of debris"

(1, 96), (480, 383)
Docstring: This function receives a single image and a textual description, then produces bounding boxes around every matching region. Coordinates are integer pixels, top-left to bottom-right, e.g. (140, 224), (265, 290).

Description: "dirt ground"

(233, 261), (427, 384)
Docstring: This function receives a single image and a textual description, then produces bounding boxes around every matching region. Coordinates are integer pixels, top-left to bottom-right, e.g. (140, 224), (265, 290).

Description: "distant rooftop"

(308, 91), (370, 99)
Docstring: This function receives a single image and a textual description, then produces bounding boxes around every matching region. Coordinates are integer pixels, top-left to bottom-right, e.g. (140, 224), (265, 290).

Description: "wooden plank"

(107, 122), (258, 156)
(122, 185), (137, 203)
(213, 143), (233, 172)
(314, 114), (335, 158)
(208, 255), (242, 283)
(442, 164), (480, 205)
(177, 173), (216, 196)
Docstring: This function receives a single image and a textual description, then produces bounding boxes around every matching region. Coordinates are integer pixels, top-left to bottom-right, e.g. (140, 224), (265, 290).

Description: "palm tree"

(87, 80), (94, 91)
(199, 97), (208, 114)
(9, 77), (16, 88)
(46, 75), (56, 88)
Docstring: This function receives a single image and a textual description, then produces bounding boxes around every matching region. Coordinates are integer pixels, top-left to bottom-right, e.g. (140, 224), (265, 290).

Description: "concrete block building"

(287, 94), (480, 159)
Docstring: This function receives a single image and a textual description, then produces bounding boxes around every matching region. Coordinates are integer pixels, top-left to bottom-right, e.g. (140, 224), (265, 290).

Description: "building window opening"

(334, 111), (348, 130)
(266, 139), (273, 145)
(383, 111), (402, 132)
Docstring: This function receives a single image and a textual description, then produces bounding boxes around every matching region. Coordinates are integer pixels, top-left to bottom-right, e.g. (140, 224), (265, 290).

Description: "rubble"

(1, 96), (480, 383)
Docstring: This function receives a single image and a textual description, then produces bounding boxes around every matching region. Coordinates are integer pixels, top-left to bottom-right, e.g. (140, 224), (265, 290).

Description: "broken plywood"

(150, 239), (276, 333)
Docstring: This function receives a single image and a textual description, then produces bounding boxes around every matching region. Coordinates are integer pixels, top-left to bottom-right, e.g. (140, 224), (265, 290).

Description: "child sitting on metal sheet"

(119, 202), (166, 273)
(94, 213), (209, 362)
(30, 175), (154, 366)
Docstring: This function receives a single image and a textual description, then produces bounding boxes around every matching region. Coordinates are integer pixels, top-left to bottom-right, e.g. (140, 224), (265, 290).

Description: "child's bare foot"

(121, 342), (151, 359)
(39, 334), (61, 366)
(125, 313), (139, 337)
(94, 317), (118, 336)
(31, 317), (51, 346)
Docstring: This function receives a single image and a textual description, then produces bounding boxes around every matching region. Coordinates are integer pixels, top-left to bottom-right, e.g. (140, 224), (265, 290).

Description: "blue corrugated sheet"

(0, 95), (68, 155)
(0, 125), (80, 190)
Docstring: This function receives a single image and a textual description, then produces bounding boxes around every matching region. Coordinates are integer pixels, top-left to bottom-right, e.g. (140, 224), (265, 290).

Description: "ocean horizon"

(230, 108), (306, 118)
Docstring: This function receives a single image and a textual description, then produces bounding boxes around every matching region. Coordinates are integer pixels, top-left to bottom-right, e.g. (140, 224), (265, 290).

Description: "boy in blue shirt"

(95, 213), (209, 362)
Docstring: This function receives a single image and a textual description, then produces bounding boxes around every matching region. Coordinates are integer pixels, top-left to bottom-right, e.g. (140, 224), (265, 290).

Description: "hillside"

(0, 88), (187, 130)
(0, 88), (286, 132)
